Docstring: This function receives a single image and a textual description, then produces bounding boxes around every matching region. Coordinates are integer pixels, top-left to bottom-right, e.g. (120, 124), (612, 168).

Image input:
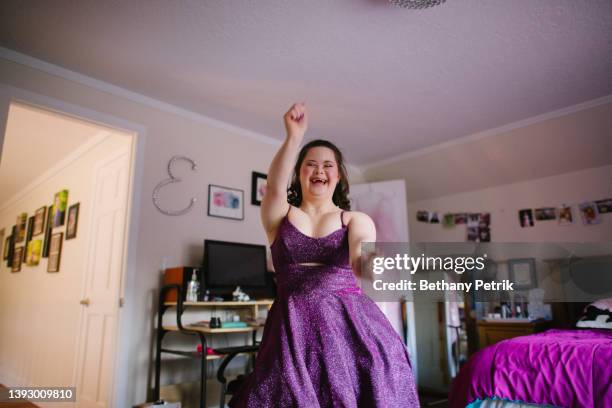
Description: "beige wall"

(0, 132), (131, 395)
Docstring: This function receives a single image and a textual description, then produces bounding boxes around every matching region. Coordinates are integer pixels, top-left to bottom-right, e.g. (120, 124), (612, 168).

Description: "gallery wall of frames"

(1, 189), (79, 273)
(416, 197), (612, 242)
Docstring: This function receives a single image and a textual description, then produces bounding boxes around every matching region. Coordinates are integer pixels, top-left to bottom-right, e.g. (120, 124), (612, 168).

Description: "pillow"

(590, 298), (612, 312)
(576, 298), (612, 329)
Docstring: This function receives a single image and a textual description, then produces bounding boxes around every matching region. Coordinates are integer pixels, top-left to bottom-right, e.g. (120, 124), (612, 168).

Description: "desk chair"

(215, 345), (260, 408)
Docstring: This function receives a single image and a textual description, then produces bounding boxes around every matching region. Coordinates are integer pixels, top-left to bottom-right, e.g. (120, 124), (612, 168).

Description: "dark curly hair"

(287, 139), (351, 210)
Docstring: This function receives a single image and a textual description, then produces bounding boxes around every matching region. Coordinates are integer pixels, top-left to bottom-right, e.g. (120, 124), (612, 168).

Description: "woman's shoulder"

(343, 210), (375, 226)
(343, 210), (376, 240)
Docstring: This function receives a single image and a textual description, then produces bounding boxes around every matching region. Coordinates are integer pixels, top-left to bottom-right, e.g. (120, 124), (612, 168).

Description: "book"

(221, 321), (248, 328)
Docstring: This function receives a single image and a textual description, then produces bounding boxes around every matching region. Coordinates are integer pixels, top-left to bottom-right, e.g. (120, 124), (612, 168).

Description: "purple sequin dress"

(229, 211), (419, 407)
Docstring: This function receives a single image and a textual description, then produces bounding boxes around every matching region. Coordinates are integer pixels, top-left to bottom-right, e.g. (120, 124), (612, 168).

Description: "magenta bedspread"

(449, 329), (612, 408)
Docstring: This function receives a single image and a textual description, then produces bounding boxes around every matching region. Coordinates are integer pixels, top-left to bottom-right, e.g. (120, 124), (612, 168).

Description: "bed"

(449, 325), (612, 407)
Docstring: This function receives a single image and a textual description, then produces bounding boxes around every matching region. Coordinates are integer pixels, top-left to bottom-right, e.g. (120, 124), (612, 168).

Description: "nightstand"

(477, 320), (551, 348)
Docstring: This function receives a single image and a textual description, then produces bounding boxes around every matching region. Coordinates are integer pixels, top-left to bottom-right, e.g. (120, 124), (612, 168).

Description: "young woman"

(229, 103), (419, 407)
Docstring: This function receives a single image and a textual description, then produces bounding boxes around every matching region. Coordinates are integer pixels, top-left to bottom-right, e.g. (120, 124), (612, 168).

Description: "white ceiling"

(1, 0), (611, 165)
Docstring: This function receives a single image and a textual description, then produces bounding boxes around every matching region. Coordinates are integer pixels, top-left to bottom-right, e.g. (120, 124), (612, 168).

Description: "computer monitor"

(203, 239), (267, 297)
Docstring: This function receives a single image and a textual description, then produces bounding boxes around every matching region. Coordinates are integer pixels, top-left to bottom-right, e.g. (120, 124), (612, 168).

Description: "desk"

(154, 285), (273, 408)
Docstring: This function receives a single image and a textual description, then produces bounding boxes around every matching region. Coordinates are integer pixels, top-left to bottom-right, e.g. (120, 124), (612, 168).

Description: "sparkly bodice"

(270, 213), (350, 269)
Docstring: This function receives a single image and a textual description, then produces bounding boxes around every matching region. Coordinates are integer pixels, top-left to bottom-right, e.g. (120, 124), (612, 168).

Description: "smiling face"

(299, 146), (341, 202)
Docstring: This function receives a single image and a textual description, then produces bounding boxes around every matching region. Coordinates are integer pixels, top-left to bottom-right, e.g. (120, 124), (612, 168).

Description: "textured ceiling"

(1, 0), (611, 165)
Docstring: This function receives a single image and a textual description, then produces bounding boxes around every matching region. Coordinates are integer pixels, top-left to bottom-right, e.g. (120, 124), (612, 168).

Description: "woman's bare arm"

(347, 212), (377, 279)
(261, 103), (308, 244)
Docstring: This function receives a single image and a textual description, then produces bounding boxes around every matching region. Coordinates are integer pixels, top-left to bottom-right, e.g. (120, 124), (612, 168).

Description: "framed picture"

(207, 184), (244, 220)
(558, 205), (573, 226)
(66, 203), (80, 240)
(7, 226), (16, 267)
(454, 213), (467, 225)
(26, 215), (34, 243)
(48, 232), (63, 273)
(518, 209), (534, 228)
(52, 189), (69, 227)
(33, 206), (46, 236)
(12, 246), (23, 272)
(24, 216), (35, 262)
(534, 207), (556, 221)
(508, 258), (537, 290)
(578, 201), (601, 225)
(595, 198), (612, 214)
(26, 240), (42, 266)
(251, 172), (268, 206)
(15, 212), (27, 242)
(416, 211), (429, 223)
(43, 204), (53, 258)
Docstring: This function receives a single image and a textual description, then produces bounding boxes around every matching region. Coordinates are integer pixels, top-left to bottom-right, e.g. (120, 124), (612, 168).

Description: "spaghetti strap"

(340, 210), (345, 227)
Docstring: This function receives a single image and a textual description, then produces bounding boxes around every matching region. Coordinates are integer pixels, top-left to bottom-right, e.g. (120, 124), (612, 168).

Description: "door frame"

(0, 83), (146, 407)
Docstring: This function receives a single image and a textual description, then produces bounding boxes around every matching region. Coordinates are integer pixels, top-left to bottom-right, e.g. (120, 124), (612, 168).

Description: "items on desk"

(221, 321), (248, 328)
(232, 285), (251, 301)
(162, 266), (202, 302)
(191, 317), (222, 328)
(186, 269), (200, 302)
(210, 317), (222, 328)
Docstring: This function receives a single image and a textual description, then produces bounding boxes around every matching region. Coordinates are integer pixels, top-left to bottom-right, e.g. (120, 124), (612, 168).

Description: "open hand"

(283, 102), (308, 141)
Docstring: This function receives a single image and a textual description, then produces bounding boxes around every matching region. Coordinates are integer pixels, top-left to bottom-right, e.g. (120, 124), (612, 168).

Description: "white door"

(351, 179), (418, 382)
(74, 147), (131, 407)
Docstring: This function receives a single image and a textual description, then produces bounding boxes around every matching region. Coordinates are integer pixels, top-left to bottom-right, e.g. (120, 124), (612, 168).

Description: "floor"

(419, 391), (450, 408)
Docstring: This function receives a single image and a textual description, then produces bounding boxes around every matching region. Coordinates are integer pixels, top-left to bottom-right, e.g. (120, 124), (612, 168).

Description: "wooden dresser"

(477, 320), (551, 348)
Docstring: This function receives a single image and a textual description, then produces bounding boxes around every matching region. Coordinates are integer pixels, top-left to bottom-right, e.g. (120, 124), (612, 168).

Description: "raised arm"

(348, 212), (377, 279)
(261, 103), (308, 244)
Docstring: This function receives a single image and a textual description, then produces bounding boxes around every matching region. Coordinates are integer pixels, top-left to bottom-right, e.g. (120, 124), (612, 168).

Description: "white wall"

(0, 132), (130, 393)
